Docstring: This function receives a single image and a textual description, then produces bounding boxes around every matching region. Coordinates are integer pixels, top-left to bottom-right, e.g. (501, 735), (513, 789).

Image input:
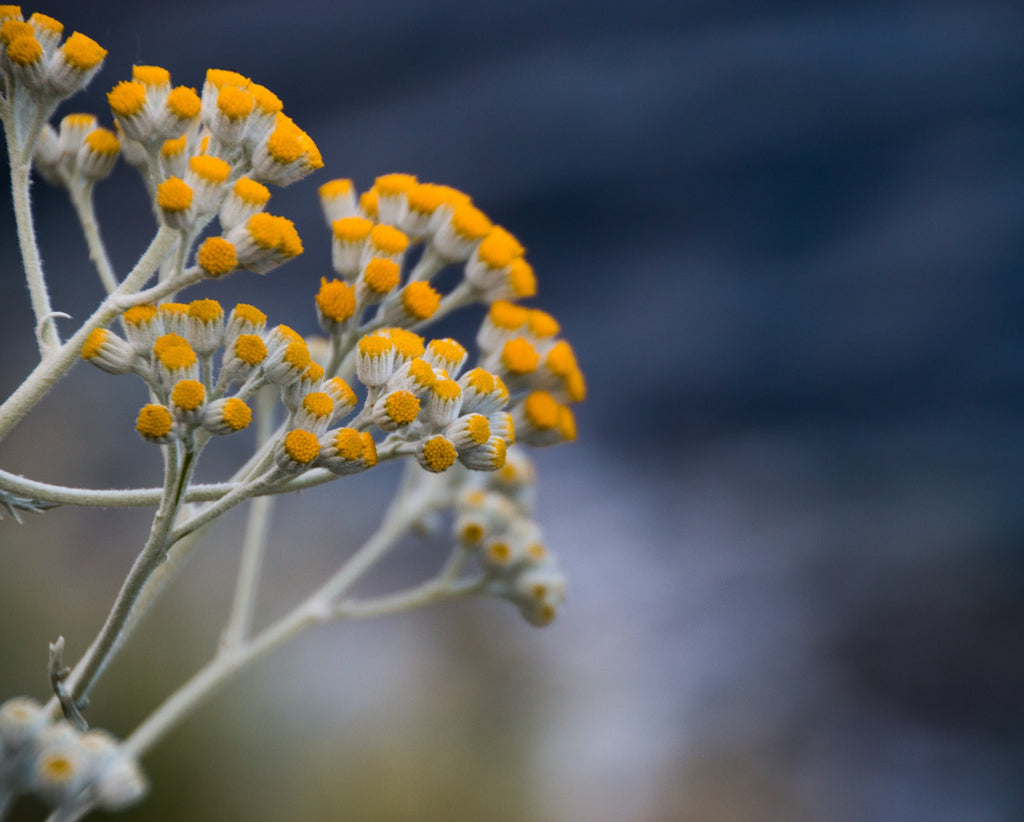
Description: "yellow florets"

(197, 237), (237, 277)
(527, 310), (560, 338)
(383, 327), (426, 360)
(156, 177), (192, 213)
(206, 68), (250, 89)
(369, 224), (409, 256)
(220, 397), (252, 430)
(189, 154), (230, 184)
(283, 340), (311, 370)
(507, 258), (536, 298)
(557, 405), (577, 441)
(523, 391), (560, 429)
(464, 367), (496, 394)
(427, 338), (467, 370)
(217, 85), (254, 120)
(0, 20), (30, 45)
(27, 12), (60, 34)
(166, 85), (201, 119)
(107, 80), (146, 117)
(250, 83), (283, 114)
(545, 340), (577, 378)
(247, 213), (303, 257)
(234, 334), (267, 365)
(132, 64), (169, 86)
(85, 128), (119, 155)
(152, 331), (188, 357)
(408, 358), (436, 388)
(374, 173), (417, 196)
(488, 300), (528, 330)
(334, 428), (364, 461)
(61, 32), (106, 70)
(161, 135), (186, 158)
(6, 31), (40, 65)
(188, 298), (223, 323)
(122, 305), (158, 327)
(316, 278), (356, 322)
(320, 178), (353, 199)
(361, 433), (378, 466)
(233, 177), (271, 205)
(283, 429), (319, 464)
(302, 392), (334, 418)
(81, 328), (107, 359)
(136, 404), (174, 439)
(451, 204), (492, 240)
(233, 303), (267, 327)
(155, 341), (196, 370)
(326, 377), (357, 408)
(467, 414), (491, 444)
(359, 189), (378, 218)
(171, 379), (205, 411)
(384, 390), (421, 425)
(400, 281), (441, 320)
(421, 436), (458, 472)
(501, 337), (539, 374)
(332, 216), (373, 243)
(431, 379), (461, 401)
(362, 258), (400, 295)
(478, 227), (524, 269)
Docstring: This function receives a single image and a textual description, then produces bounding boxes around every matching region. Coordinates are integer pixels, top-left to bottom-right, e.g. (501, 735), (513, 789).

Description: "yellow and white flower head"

(525, 308), (561, 344)
(152, 332), (199, 391)
(152, 84), (201, 141)
(423, 378), (463, 426)
(291, 391), (334, 435)
(540, 339), (586, 403)
(330, 216), (373, 279)
(511, 390), (576, 447)
(315, 277), (357, 334)
(29, 721), (91, 809)
(81, 328), (135, 375)
(318, 178), (357, 225)
(263, 336), (311, 387)
(423, 338), (468, 377)
(158, 134), (188, 179)
(386, 357), (437, 397)
(186, 298), (225, 356)
(120, 305), (162, 356)
(356, 257), (401, 305)
(377, 327), (426, 365)
(0, 696), (46, 754)
(363, 223), (409, 268)
(358, 188), (378, 220)
(77, 127), (120, 181)
(224, 303), (267, 344)
(244, 82), (284, 146)
(274, 428), (320, 474)
(169, 379), (207, 426)
(107, 80), (152, 142)
(458, 435), (507, 472)
(430, 202), (492, 263)
(196, 236), (238, 279)
(225, 212), (303, 274)
(201, 396), (252, 436)
(464, 225), (527, 297)
(356, 334), (396, 388)
(2, 16), (47, 93)
(154, 176), (194, 229)
(444, 413), (490, 452)
(416, 434), (458, 473)
(250, 112), (323, 186)
(380, 281), (442, 327)
(318, 427), (376, 476)
(135, 403), (178, 444)
(490, 336), (541, 388)
(219, 177), (271, 232)
(373, 173), (417, 225)
(488, 410), (515, 444)
(511, 563), (567, 627)
(48, 31), (107, 97)
(476, 300), (528, 354)
(282, 361), (325, 410)
(398, 182), (451, 237)
(56, 112), (95, 159)
(158, 303), (190, 338)
(184, 154), (231, 215)
(322, 376), (358, 422)
(217, 332), (266, 388)
(200, 69), (249, 123)
(207, 82), (253, 145)
(458, 367), (508, 416)
(371, 389), (421, 432)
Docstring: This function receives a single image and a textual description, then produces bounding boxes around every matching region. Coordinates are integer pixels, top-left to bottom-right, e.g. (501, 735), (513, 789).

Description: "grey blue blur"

(1, 1), (1022, 820)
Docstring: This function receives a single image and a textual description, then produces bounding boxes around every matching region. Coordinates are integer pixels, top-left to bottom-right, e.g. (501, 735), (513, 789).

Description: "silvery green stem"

(68, 181), (118, 294)
(0, 226), (177, 443)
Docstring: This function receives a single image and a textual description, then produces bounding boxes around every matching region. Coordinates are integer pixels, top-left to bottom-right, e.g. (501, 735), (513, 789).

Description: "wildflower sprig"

(0, 12), (587, 820)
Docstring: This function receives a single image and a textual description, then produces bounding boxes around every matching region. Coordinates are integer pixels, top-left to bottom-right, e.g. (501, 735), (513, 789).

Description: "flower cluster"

(0, 8), (106, 104)
(0, 697), (145, 814)
(454, 449), (567, 625)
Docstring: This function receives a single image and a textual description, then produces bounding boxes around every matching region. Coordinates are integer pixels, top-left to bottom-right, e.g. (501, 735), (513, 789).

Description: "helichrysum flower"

(81, 328), (135, 375)
(226, 212), (303, 274)
(331, 216), (373, 279)
(319, 427), (376, 475)
(220, 177), (271, 231)
(275, 428), (320, 474)
(318, 178), (356, 225)
(315, 277), (357, 333)
(416, 434), (458, 473)
(135, 403), (177, 443)
(202, 397), (252, 435)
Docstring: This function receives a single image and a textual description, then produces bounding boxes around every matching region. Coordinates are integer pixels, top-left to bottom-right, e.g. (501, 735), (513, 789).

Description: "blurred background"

(2, 0), (1023, 819)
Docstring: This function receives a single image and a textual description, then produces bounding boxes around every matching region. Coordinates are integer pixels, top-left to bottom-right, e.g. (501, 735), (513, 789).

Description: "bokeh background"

(2, 0), (1023, 819)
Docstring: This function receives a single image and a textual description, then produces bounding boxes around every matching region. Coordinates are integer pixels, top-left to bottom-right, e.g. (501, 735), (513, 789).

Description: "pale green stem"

(122, 469), (439, 761)
(0, 226), (177, 443)
(51, 444), (195, 715)
(220, 390), (277, 649)
(68, 180), (118, 294)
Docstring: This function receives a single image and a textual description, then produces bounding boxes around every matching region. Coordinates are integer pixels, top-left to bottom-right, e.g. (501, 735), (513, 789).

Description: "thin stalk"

(0, 226), (177, 443)
(68, 181), (117, 294)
